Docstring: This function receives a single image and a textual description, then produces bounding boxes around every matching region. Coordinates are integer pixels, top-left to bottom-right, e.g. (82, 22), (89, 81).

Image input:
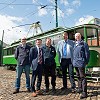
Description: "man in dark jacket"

(13, 37), (31, 94)
(29, 39), (44, 97)
(42, 37), (56, 92)
(73, 33), (90, 99)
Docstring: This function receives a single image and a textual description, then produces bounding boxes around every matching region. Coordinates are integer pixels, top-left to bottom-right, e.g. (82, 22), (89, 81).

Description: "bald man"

(57, 31), (76, 92)
(73, 33), (90, 99)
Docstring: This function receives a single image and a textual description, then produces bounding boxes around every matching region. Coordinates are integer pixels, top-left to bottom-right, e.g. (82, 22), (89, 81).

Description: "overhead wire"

(57, 6), (66, 27)
(0, 0), (67, 37)
(0, 0), (16, 11)
(0, 3), (40, 6)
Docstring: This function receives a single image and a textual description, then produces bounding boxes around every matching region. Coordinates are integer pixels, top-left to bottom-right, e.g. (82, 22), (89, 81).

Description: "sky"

(0, 0), (100, 44)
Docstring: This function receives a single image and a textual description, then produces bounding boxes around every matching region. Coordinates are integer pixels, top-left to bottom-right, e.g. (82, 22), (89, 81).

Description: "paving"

(0, 67), (100, 100)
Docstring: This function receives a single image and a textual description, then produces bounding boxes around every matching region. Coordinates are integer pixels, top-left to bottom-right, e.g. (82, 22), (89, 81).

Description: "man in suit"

(73, 33), (90, 99)
(42, 37), (56, 92)
(13, 37), (31, 94)
(57, 31), (76, 92)
(29, 39), (44, 97)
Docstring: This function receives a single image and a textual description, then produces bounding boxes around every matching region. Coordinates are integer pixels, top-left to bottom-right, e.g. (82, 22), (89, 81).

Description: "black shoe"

(13, 89), (19, 94)
(27, 88), (31, 92)
(80, 93), (87, 99)
(52, 87), (56, 92)
(77, 89), (82, 93)
(45, 87), (49, 92)
(61, 87), (67, 90)
(71, 88), (76, 93)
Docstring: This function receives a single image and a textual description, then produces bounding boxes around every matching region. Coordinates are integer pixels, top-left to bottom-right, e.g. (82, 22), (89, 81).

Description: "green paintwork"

(86, 50), (100, 69)
(3, 55), (17, 65)
(55, 53), (60, 67)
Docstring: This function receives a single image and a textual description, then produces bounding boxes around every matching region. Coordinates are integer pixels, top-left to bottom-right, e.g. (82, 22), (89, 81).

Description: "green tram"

(2, 24), (100, 80)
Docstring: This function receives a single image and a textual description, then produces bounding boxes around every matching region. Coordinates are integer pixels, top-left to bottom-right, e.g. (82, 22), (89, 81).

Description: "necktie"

(39, 48), (42, 64)
(63, 42), (67, 56)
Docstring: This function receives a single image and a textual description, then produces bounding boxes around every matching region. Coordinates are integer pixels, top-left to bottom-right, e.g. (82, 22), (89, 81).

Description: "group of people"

(13, 31), (90, 99)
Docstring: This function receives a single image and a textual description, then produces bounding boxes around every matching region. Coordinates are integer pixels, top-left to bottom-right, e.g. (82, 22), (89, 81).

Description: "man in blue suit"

(29, 39), (44, 97)
(57, 31), (76, 92)
(73, 33), (90, 99)
(13, 37), (31, 94)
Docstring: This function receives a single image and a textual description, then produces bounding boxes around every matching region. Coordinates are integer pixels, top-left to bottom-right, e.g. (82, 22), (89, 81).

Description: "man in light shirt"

(57, 31), (76, 92)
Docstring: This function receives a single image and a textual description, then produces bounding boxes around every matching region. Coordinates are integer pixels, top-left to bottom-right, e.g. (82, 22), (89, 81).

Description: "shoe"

(80, 93), (87, 99)
(45, 87), (49, 92)
(13, 89), (19, 94)
(36, 90), (43, 95)
(71, 88), (76, 93)
(61, 87), (67, 90)
(52, 87), (56, 92)
(77, 89), (82, 93)
(32, 92), (37, 97)
(27, 88), (31, 92)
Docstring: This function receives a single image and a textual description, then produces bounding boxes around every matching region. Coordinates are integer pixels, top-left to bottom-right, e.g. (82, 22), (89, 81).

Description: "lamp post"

(0, 30), (4, 66)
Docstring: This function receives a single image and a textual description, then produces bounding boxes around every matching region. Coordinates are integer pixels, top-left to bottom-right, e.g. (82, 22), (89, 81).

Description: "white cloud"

(9, 6), (14, 9)
(75, 15), (94, 26)
(72, 0), (81, 7)
(66, 8), (75, 16)
(38, 7), (47, 16)
(60, 0), (69, 6)
(0, 14), (28, 45)
(48, 0), (55, 5)
(32, 0), (38, 4)
(51, 8), (64, 19)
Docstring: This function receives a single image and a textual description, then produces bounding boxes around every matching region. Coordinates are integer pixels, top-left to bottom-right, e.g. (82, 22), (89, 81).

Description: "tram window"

(98, 29), (100, 46)
(67, 32), (75, 40)
(12, 46), (17, 54)
(87, 28), (98, 46)
(3, 49), (7, 56)
(53, 34), (62, 47)
(7, 48), (12, 55)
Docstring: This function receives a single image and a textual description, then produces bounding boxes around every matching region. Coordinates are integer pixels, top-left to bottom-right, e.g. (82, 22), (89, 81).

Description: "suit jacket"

(57, 39), (74, 63)
(15, 44), (31, 66)
(29, 46), (44, 70)
(73, 40), (90, 67)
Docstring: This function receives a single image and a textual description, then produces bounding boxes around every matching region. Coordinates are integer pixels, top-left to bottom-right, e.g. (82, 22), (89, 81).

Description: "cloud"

(72, 0), (81, 7)
(60, 0), (69, 6)
(38, 7), (47, 16)
(9, 6), (14, 9)
(75, 15), (94, 26)
(0, 14), (28, 44)
(66, 8), (75, 16)
(51, 8), (64, 19)
(32, 0), (38, 4)
(48, 0), (55, 5)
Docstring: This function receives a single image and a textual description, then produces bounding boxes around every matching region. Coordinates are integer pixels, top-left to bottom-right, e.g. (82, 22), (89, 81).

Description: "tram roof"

(3, 24), (100, 49)
(64, 24), (100, 31)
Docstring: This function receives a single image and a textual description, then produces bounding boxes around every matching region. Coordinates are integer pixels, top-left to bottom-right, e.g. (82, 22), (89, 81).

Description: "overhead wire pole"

(55, 0), (58, 27)
(0, 30), (4, 66)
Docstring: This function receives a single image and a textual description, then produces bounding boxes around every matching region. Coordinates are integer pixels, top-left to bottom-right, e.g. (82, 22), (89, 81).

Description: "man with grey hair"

(13, 37), (31, 94)
(73, 33), (90, 99)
